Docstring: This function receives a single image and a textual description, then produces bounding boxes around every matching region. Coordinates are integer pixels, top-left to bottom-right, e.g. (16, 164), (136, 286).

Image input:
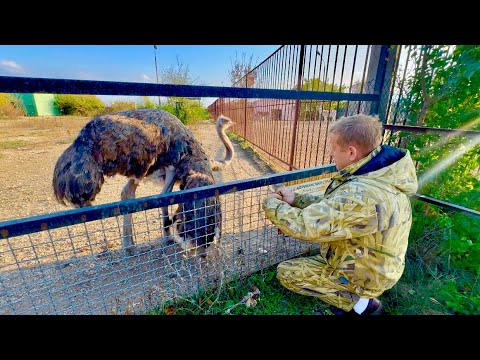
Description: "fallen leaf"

(245, 297), (257, 307)
(165, 305), (176, 315)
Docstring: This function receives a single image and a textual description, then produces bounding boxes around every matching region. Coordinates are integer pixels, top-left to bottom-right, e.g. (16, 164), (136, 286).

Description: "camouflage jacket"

(263, 145), (418, 293)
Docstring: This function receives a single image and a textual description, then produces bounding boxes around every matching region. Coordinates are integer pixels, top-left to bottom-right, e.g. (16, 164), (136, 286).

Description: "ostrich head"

(217, 115), (234, 131)
(52, 143), (104, 207)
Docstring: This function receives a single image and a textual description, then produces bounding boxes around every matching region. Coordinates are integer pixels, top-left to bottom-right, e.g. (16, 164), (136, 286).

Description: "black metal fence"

(207, 45), (478, 172)
(208, 45), (390, 170)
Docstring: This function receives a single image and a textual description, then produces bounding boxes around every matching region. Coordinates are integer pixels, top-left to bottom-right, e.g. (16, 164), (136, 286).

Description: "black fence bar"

(0, 76), (379, 102)
(384, 124), (480, 138)
(414, 195), (480, 218)
(372, 45), (395, 118)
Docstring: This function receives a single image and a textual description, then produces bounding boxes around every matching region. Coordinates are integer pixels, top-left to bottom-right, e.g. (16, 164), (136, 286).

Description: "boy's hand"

(267, 186), (295, 205)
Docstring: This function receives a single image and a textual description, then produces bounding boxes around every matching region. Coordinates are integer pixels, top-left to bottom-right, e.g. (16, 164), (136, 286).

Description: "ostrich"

(52, 108), (235, 256)
(211, 115), (235, 171)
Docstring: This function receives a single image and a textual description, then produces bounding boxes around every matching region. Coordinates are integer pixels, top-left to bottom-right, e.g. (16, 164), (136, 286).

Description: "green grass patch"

(227, 132), (249, 150)
(150, 263), (332, 315)
(0, 139), (28, 150)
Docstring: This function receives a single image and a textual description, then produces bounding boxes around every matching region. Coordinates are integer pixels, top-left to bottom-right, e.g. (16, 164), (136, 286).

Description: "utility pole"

(153, 45), (161, 107)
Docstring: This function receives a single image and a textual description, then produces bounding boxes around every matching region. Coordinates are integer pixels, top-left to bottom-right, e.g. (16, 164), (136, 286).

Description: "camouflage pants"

(277, 253), (363, 312)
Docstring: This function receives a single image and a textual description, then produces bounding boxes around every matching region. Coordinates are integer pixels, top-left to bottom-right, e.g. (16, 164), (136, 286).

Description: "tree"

(299, 78), (348, 119)
(157, 56), (209, 124)
(228, 52), (257, 88)
(396, 45), (480, 209)
(400, 45), (480, 128)
(391, 45), (480, 309)
(161, 55), (200, 86)
(160, 55), (202, 108)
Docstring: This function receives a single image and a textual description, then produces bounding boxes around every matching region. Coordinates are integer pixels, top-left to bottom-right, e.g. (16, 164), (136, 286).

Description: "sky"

(0, 45), (281, 107)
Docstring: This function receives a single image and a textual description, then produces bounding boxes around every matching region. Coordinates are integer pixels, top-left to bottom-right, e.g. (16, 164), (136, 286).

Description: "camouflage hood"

(327, 145), (418, 197)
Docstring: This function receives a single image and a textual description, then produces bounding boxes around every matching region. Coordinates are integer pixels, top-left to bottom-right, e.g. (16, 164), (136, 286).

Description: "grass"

(0, 139), (28, 150)
(149, 251), (478, 316)
(150, 263), (332, 316)
(227, 132), (249, 150)
(0, 116), (89, 143)
(147, 255), (456, 316)
(149, 201), (480, 316)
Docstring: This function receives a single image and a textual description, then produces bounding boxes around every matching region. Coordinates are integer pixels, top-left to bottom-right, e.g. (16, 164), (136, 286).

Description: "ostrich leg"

(121, 178), (139, 255)
(160, 166), (178, 240)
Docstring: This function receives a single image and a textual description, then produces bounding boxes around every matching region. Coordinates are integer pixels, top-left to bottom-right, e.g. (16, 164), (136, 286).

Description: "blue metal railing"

(1, 163), (478, 241)
(0, 165), (338, 239)
(413, 194), (480, 218)
(0, 76), (379, 102)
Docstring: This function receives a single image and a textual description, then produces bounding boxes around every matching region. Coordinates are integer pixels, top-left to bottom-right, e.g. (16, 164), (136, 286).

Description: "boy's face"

(328, 133), (357, 170)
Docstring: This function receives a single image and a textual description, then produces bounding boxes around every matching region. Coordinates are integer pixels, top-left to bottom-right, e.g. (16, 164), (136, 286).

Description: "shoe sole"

(369, 301), (383, 315)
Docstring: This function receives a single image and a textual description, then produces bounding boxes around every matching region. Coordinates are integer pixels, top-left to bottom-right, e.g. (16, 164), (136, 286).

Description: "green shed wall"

(14, 93), (61, 116)
(33, 94), (61, 116)
(15, 93), (37, 116)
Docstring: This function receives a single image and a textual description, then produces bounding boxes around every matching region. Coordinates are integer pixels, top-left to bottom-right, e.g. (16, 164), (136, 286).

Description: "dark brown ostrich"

(52, 108), (234, 256)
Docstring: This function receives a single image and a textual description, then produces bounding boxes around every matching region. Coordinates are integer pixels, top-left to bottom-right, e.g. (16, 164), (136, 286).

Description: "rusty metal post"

(244, 71), (248, 139)
(288, 45), (305, 171)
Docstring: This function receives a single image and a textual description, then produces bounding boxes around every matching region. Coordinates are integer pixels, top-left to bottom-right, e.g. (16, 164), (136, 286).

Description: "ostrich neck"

(216, 124), (234, 163)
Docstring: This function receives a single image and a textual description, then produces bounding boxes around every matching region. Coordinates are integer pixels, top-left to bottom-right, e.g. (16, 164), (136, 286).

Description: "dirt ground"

(0, 116), (276, 222)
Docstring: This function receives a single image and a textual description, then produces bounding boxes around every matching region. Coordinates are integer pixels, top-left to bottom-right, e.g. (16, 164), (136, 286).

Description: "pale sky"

(0, 45), (281, 106)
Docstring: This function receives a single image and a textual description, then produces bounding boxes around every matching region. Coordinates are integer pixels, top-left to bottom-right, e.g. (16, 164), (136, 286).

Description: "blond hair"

(329, 114), (383, 153)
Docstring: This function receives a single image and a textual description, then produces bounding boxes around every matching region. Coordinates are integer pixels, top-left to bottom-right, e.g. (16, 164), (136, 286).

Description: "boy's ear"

(348, 145), (357, 160)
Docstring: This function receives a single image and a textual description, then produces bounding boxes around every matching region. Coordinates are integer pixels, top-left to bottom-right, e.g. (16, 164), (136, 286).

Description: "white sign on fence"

(283, 172), (337, 195)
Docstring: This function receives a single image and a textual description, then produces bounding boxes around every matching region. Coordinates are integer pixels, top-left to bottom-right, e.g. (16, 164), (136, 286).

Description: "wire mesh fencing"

(0, 166), (336, 314)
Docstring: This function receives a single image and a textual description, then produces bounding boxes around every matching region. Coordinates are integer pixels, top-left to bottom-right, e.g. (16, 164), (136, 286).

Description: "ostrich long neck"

(212, 121), (234, 170)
